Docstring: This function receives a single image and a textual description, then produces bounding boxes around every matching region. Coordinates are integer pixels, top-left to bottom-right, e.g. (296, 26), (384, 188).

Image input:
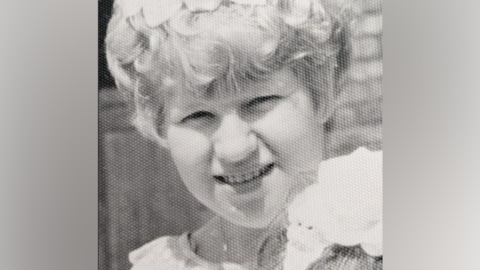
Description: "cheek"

(167, 126), (210, 161)
(257, 101), (311, 138)
(253, 94), (322, 169)
(166, 125), (212, 181)
(166, 126), (218, 205)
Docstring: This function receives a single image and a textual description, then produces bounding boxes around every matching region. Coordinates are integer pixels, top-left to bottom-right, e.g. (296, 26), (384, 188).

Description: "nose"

(213, 114), (258, 163)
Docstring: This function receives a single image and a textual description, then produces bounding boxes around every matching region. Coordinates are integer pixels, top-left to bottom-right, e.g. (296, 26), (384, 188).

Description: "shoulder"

(128, 234), (194, 270)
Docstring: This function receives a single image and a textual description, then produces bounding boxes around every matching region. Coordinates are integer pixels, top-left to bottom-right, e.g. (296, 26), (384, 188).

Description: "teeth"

(216, 164), (273, 185)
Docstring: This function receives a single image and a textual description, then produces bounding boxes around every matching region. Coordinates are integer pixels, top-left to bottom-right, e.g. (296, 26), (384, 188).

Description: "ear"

(154, 118), (170, 149)
(150, 130), (170, 150)
(132, 116), (169, 149)
(154, 135), (169, 149)
(130, 106), (170, 149)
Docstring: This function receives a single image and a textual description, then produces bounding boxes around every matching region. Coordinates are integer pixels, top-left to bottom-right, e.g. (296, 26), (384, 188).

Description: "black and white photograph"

(99, 0), (383, 269)
(5, 1), (480, 270)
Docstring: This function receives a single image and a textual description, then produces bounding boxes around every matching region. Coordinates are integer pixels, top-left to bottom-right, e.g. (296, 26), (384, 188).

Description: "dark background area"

(99, 0), (115, 89)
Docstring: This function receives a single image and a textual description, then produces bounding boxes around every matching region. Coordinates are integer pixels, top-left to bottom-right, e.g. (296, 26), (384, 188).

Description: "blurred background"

(99, 0), (382, 269)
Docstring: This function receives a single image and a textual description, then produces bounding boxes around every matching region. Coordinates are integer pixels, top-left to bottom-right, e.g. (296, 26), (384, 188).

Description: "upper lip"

(213, 163), (274, 185)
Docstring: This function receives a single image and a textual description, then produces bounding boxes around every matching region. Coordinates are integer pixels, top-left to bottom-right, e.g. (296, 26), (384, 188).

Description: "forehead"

(170, 68), (305, 106)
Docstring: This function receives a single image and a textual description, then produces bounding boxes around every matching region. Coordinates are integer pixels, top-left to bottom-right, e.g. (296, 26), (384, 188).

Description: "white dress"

(129, 233), (261, 270)
(128, 231), (382, 270)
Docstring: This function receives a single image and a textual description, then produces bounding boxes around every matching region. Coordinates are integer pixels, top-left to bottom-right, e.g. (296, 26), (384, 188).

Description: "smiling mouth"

(213, 163), (275, 186)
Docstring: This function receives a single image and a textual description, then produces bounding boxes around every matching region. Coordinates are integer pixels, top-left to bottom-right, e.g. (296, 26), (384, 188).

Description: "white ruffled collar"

(181, 233), (258, 270)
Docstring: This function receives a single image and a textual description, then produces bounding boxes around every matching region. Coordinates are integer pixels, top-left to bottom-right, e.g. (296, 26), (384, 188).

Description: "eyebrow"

(203, 72), (278, 98)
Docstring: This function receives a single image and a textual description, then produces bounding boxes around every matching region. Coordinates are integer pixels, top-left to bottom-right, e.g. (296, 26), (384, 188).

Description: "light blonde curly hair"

(106, 0), (352, 141)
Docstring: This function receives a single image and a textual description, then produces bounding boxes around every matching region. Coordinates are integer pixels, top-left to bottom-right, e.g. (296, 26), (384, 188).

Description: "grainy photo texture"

(99, 0), (382, 269)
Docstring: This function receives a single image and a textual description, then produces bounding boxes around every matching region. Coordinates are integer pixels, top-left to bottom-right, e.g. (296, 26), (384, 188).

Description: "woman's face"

(162, 68), (326, 228)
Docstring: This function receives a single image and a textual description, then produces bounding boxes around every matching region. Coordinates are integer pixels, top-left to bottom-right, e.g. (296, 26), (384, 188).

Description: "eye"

(244, 95), (283, 114)
(248, 95), (282, 107)
(181, 111), (215, 124)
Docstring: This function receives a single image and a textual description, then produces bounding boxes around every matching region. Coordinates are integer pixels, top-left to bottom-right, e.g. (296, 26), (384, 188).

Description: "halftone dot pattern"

(99, 0), (382, 269)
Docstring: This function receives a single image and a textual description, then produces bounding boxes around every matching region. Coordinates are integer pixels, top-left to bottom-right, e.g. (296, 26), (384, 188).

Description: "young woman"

(106, 0), (381, 269)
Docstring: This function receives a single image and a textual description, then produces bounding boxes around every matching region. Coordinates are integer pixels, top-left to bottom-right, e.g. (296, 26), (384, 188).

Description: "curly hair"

(105, 0), (352, 141)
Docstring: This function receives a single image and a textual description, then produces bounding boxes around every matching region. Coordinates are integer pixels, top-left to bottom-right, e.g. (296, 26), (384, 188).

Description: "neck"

(192, 215), (286, 265)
